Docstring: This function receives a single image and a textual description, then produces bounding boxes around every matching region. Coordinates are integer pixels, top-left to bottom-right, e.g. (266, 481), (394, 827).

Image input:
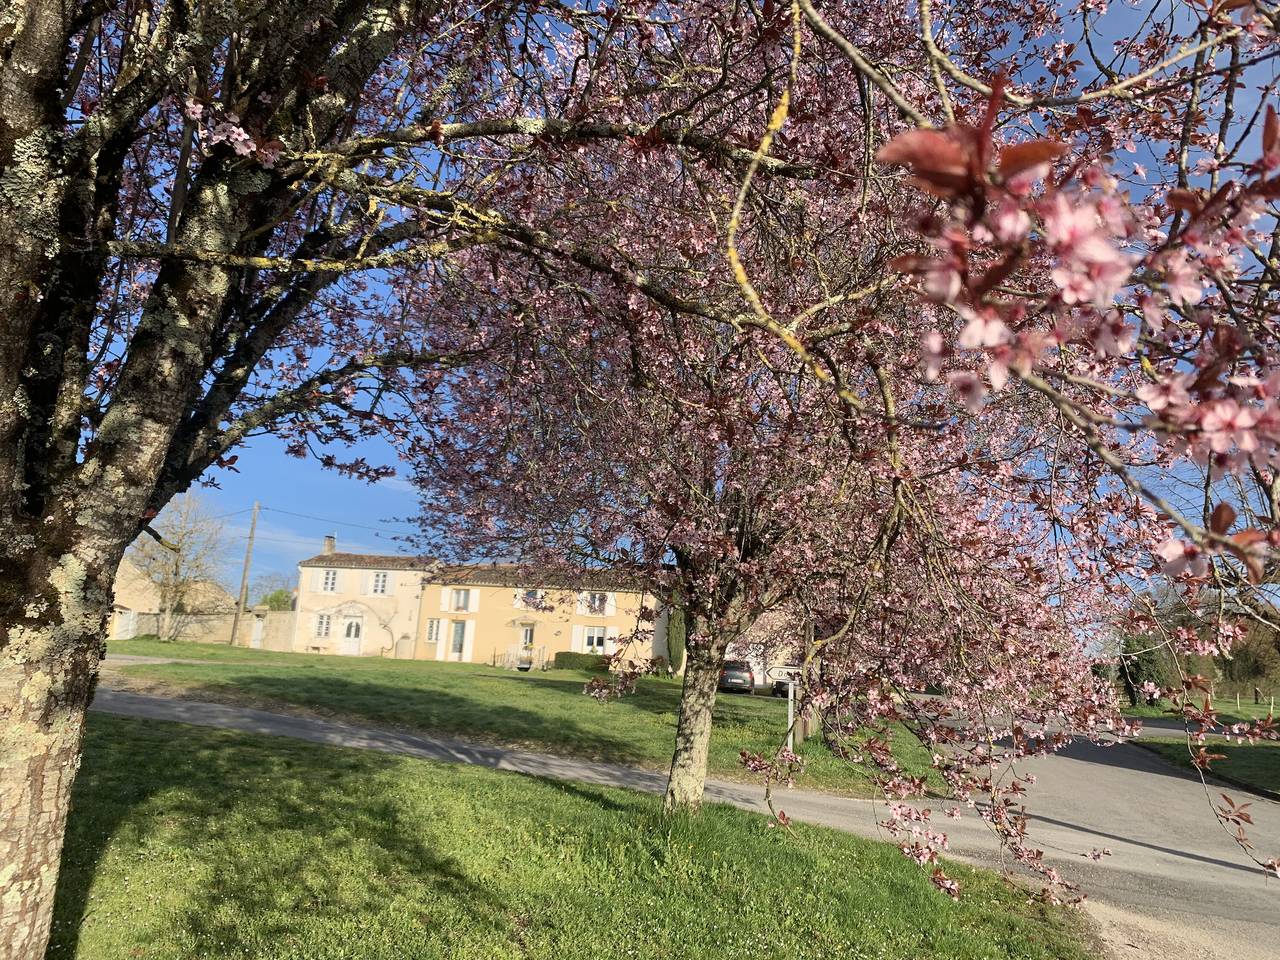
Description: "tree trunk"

(1, 552), (113, 960)
(663, 633), (729, 813)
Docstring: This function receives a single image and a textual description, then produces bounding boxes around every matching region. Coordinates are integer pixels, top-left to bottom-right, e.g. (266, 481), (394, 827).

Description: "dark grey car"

(718, 660), (755, 694)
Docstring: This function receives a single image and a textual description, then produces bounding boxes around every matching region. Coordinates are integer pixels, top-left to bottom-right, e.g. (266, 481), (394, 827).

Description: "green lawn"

(1122, 698), (1277, 726)
(1140, 736), (1280, 795)
(106, 639), (935, 794)
(49, 713), (1093, 960)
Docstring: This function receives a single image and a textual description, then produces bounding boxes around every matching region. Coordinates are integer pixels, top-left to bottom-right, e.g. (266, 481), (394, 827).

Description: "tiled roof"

(297, 552), (641, 591)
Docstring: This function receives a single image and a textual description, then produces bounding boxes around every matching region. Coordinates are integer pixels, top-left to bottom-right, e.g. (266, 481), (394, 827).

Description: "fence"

(498, 644), (548, 671)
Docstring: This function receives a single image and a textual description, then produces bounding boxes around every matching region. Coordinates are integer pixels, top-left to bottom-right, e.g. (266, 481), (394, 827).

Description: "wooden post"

(229, 500), (259, 647)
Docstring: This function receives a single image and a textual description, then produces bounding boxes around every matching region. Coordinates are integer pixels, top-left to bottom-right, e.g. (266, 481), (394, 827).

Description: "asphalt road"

(89, 678), (1279, 960)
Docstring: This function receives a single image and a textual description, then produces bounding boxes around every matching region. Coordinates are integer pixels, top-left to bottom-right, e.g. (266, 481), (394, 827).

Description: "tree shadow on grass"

(158, 673), (654, 767)
(49, 713), (509, 959)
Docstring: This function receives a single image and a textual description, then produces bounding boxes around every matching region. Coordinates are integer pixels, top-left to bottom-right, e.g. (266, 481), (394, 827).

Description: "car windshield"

(723, 662), (751, 671)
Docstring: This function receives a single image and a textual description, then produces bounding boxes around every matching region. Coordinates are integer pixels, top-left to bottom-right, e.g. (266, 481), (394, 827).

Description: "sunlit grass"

(49, 713), (1093, 960)
(108, 639), (936, 795)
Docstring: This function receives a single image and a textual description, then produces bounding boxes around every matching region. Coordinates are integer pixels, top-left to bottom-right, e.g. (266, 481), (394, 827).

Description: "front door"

(450, 620), (466, 660)
(342, 617), (362, 655)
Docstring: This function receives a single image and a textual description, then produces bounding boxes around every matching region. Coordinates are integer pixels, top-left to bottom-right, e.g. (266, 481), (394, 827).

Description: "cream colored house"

(291, 536), (662, 665)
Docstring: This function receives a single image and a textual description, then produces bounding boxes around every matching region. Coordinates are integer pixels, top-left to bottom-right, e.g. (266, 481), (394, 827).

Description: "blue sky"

(191, 436), (420, 589)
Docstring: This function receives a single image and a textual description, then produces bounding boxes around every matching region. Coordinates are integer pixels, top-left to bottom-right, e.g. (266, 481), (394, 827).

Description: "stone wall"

(126, 606), (297, 649)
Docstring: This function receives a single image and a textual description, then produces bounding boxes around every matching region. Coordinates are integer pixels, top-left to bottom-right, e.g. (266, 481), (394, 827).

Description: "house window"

(371, 571), (389, 595)
(520, 624), (535, 650)
(519, 589), (543, 608)
(451, 620), (466, 655)
(316, 614), (331, 638)
(321, 569), (338, 593)
(584, 626), (608, 652)
(584, 591), (608, 616)
(345, 618), (362, 640)
(451, 588), (470, 612)
(426, 618), (441, 646)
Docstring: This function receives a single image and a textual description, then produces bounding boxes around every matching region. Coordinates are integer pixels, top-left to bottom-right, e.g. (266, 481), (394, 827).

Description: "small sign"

(765, 666), (800, 683)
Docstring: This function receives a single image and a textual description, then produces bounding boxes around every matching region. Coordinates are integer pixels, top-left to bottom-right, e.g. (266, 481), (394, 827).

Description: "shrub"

(553, 652), (610, 672)
(1118, 633), (1176, 706)
(666, 606), (687, 674)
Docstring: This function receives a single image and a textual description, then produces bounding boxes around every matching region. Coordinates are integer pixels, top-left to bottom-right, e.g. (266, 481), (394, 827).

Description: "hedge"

(552, 652), (610, 672)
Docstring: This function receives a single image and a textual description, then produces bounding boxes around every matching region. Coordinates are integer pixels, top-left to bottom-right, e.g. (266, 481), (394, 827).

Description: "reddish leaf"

(997, 140), (1068, 178)
(1166, 188), (1202, 212)
(1210, 501), (1237, 534)
(1224, 538), (1266, 584)
(877, 130), (972, 198)
(1231, 528), (1268, 547)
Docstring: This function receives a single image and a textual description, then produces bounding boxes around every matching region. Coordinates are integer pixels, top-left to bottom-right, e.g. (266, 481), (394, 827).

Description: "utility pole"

(229, 501), (259, 647)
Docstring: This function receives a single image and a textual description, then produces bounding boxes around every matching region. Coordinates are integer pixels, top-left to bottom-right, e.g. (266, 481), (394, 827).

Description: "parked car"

(718, 660), (755, 694)
(770, 666), (802, 698)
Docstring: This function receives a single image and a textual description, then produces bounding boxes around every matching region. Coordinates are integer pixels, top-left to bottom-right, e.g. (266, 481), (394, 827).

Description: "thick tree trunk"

(0, 552), (113, 960)
(663, 633), (729, 813)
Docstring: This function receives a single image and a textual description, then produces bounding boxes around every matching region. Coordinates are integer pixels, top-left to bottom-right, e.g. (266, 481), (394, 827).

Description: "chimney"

(322, 534), (336, 555)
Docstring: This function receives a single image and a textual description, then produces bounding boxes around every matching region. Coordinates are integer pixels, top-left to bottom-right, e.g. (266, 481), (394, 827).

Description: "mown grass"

(49, 713), (1093, 960)
(1122, 698), (1277, 726)
(107, 639), (935, 794)
(1140, 736), (1280, 795)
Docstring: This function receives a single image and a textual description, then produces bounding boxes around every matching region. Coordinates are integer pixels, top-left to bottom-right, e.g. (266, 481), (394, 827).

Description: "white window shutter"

(512, 591), (520, 609)
(469, 587), (480, 612)
(575, 592), (586, 615)
(385, 574), (396, 596)
(463, 620), (476, 662)
(606, 593), (617, 616)
(440, 587), (449, 611)
(606, 626), (620, 654)
(360, 572), (370, 595)
(309, 569), (320, 591)
(571, 624), (584, 652)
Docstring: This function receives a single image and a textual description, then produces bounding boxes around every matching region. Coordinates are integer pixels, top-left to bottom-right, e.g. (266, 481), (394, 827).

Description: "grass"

(49, 713), (1094, 960)
(1121, 697), (1277, 726)
(107, 639), (935, 795)
(1140, 736), (1280, 795)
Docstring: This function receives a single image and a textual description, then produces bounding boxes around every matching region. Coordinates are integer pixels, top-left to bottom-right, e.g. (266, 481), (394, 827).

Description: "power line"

(208, 507), (254, 521)
(261, 505), (415, 533)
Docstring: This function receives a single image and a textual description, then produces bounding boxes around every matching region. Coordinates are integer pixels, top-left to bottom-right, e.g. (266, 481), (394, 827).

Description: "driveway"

(89, 684), (1278, 960)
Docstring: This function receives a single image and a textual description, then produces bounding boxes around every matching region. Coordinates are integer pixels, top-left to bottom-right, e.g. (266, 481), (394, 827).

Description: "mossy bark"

(0, 550), (113, 959)
(662, 621), (730, 813)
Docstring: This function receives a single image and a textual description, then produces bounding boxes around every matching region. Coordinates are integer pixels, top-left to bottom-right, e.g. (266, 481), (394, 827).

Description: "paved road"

(89, 684), (1279, 960)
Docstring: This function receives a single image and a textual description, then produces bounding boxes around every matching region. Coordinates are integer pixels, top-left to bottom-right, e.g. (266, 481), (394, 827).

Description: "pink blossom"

(1163, 251), (1204, 306)
(1155, 537), (1209, 578)
(921, 331), (947, 381)
(1091, 313), (1134, 357)
(210, 121), (256, 156)
(1042, 194), (1116, 263)
(1136, 375), (1191, 413)
(946, 371), (987, 413)
(1201, 399), (1259, 454)
(989, 204), (1032, 245)
(923, 259), (962, 303)
(957, 308), (1011, 349)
